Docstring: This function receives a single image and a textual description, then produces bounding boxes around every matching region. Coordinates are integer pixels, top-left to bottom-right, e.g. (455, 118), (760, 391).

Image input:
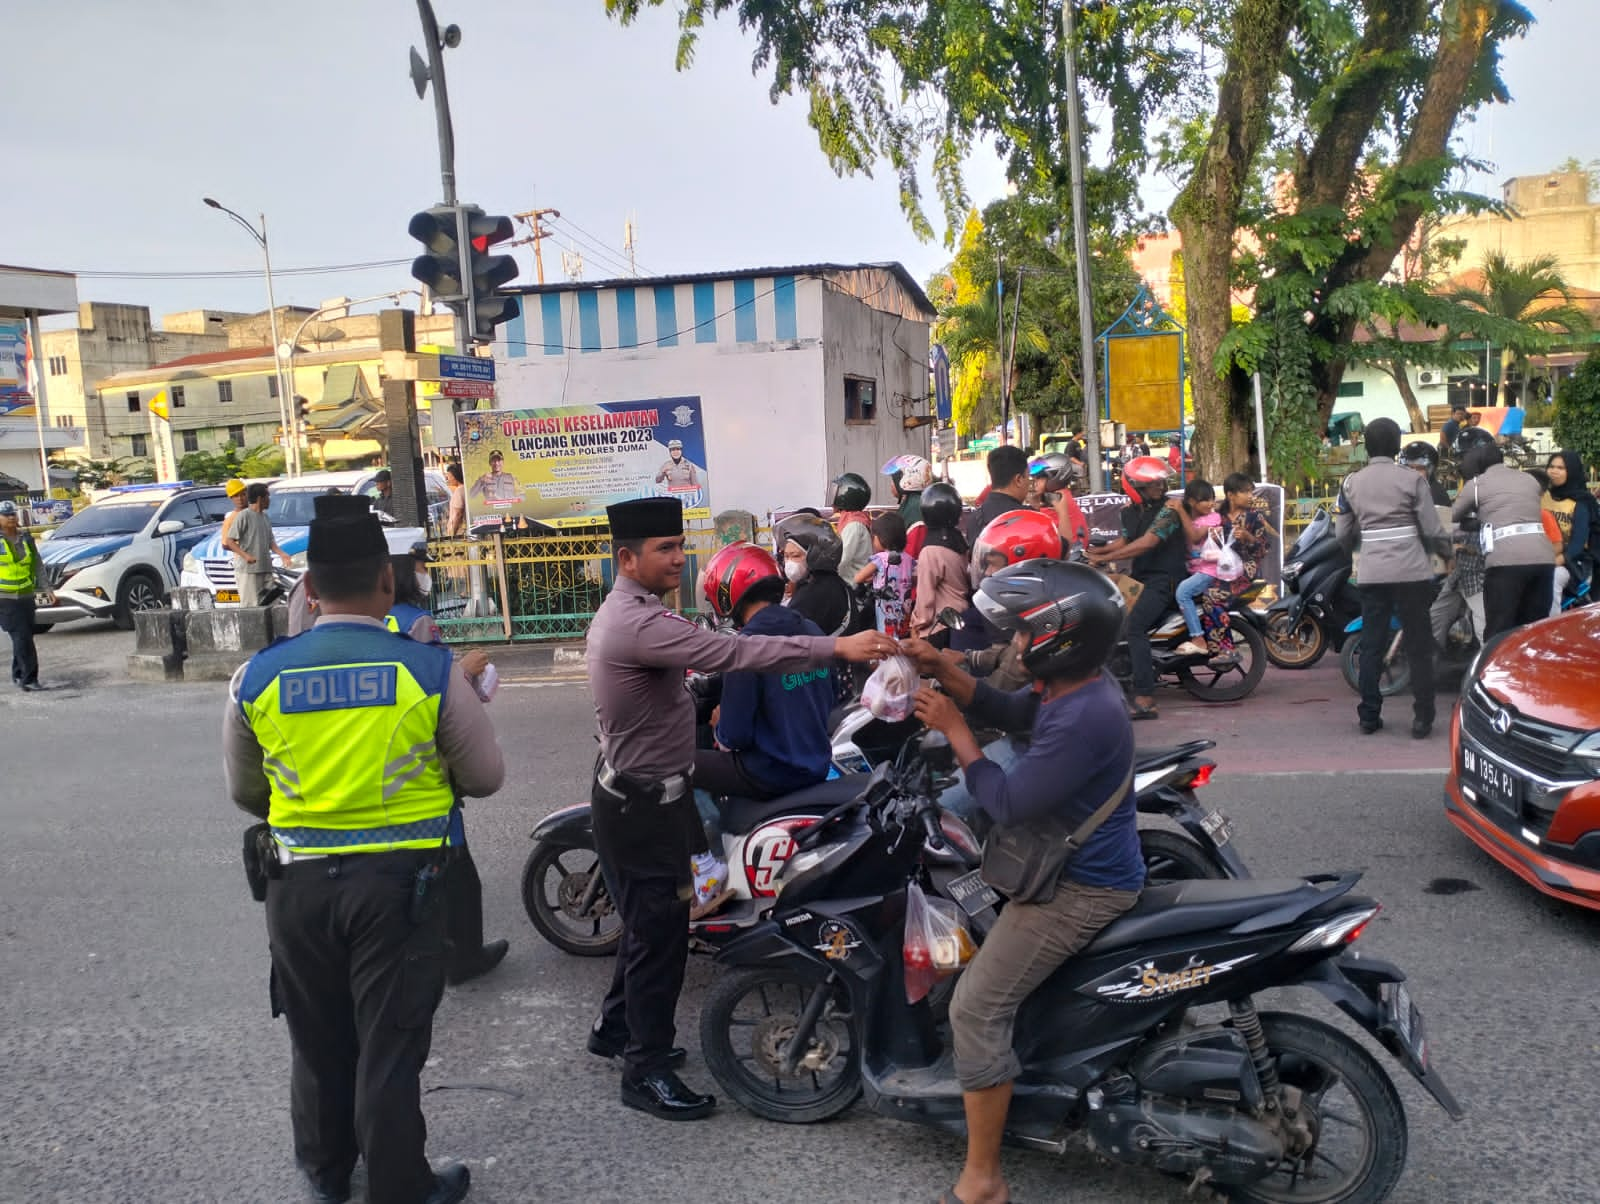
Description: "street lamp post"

(202, 197), (293, 474)
(278, 291), (418, 476)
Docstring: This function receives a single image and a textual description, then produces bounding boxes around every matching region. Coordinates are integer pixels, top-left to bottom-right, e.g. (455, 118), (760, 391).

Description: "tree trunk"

(1386, 361), (1428, 432)
(1170, 0), (1299, 482)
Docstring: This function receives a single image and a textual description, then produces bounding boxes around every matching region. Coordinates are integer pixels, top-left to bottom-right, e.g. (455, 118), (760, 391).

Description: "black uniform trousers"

(0, 596), (39, 686)
(1483, 564), (1554, 640)
(1357, 581), (1436, 728)
(266, 849), (446, 1204)
(1126, 574), (1176, 696)
(590, 771), (697, 1078)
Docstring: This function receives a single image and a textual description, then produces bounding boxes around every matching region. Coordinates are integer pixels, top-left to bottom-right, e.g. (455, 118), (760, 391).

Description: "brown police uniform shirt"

(1452, 463), (1551, 570)
(1335, 457), (1449, 585)
(586, 573), (838, 781)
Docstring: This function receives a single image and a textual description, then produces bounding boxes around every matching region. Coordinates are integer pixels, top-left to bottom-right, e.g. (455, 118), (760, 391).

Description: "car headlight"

(182, 551), (198, 572)
(289, 551), (307, 570)
(1574, 731), (1600, 771)
(58, 551), (113, 581)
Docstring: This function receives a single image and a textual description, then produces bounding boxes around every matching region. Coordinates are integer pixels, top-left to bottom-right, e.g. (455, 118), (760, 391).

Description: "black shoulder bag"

(979, 763), (1135, 904)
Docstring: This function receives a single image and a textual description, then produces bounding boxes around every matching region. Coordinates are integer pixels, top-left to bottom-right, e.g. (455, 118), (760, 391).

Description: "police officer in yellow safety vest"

(224, 494), (504, 1204)
(0, 500), (53, 692)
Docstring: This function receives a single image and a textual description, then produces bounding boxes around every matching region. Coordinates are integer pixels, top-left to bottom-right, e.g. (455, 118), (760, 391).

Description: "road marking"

(498, 679), (587, 690)
(1233, 768), (1446, 778)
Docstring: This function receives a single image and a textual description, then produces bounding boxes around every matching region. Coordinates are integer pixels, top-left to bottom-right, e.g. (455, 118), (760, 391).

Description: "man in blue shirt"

(905, 559), (1142, 1204)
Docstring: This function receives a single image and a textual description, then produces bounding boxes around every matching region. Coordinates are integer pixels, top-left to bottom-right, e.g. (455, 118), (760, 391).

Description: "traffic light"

(406, 204), (520, 343)
(295, 395), (310, 430)
(463, 209), (519, 342)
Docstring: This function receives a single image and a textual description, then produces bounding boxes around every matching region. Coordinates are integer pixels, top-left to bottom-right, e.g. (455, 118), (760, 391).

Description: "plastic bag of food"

(861, 653), (919, 722)
(904, 881), (976, 1003)
(1212, 531), (1245, 582)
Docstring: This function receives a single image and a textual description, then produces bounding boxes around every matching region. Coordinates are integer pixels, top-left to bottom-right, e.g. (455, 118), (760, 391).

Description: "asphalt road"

(3, 629), (1598, 1203)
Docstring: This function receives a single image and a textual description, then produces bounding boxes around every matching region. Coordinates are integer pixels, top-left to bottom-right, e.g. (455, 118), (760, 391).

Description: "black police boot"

(423, 1162), (470, 1204)
(447, 939), (509, 986)
(300, 1168), (351, 1203)
(620, 1070), (716, 1121)
(587, 1023), (686, 1069)
(1360, 717), (1383, 735)
(1412, 716), (1433, 740)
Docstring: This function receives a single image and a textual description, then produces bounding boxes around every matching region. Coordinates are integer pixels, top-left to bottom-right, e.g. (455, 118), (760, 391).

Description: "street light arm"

(202, 197), (266, 248)
(287, 290), (420, 350)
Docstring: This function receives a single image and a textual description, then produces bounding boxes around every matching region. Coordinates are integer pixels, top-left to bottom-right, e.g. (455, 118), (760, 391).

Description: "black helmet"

(974, 560), (1125, 680)
(1459, 441), (1503, 482)
(920, 481), (964, 529)
(775, 512), (843, 574)
(1454, 425), (1495, 457)
(830, 471), (871, 511)
(1028, 452), (1074, 493)
(1399, 441), (1439, 473)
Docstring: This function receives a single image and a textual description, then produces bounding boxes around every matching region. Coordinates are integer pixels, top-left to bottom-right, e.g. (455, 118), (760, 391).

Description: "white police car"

(36, 482), (233, 629)
(178, 469), (441, 605)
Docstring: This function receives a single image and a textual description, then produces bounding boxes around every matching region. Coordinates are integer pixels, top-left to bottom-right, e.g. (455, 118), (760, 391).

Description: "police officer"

(1335, 418), (1450, 738)
(586, 497), (896, 1120)
(0, 500), (51, 691)
(655, 439), (701, 488)
(225, 495), (504, 1204)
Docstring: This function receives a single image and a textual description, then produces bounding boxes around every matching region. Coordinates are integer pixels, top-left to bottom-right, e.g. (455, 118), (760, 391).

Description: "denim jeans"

(1175, 570), (1217, 638)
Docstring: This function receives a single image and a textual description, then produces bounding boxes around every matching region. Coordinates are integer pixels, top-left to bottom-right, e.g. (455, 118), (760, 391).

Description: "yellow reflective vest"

(0, 533), (41, 597)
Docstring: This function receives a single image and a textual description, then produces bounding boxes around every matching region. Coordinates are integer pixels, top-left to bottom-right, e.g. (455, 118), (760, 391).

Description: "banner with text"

(0, 321), (33, 417)
(456, 396), (712, 528)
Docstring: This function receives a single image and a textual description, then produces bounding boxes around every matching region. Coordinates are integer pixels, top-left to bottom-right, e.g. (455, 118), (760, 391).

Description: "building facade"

(488, 263), (935, 518)
(1, 265), (83, 493)
(1437, 171), (1600, 295)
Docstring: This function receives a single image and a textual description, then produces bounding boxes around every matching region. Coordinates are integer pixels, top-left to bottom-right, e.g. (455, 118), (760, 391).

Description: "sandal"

(1128, 701), (1160, 721)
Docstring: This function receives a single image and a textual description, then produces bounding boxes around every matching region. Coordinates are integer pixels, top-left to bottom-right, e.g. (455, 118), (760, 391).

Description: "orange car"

(1445, 607), (1600, 908)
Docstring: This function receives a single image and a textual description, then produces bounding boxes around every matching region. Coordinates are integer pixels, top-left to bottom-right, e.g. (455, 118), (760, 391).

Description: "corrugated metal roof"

(150, 346), (275, 370)
(508, 261), (936, 317)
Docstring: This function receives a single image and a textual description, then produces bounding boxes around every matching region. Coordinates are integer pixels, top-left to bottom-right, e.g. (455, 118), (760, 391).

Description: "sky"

(3, 0), (1593, 330)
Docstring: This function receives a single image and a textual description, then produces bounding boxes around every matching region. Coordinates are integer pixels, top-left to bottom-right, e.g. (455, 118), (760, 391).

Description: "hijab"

(1548, 450), (1591, 503)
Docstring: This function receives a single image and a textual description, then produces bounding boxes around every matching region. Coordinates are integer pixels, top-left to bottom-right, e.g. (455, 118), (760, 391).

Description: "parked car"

(178, 468), (440, 605)
(1445, 607), (1600, 909)
(35, 482), (232, 629)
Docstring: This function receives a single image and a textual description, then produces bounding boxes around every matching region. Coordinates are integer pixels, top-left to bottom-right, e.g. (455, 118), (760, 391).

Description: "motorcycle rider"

(830, 471), (874, 582)
(687, 542), (838, 914)
(1400, 441), (1452, 508)
(907, 560), (1140, 1204)
(775, 512), (855, 637)
(965, 508), (1066, 690)
(1086, 455), (1186, 720)
(1027, 452), (1090, 553)
(886, 455), (932, 558)
(1335, 417), (1450, 738)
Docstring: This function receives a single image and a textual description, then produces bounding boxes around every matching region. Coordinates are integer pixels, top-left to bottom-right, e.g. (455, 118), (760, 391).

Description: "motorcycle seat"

(1084, 878), (1325, 953)
(1134, 741), (1215, 772)
(719, 775), (866, 834)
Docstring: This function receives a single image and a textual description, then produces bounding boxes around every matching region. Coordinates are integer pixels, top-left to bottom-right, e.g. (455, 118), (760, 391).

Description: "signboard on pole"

(438, 353), (495, 382)
(146, 390), (179, 483)
(441, 379), (496, 400)
(456, 395), (712, 528)
(0, 321), (33, 417)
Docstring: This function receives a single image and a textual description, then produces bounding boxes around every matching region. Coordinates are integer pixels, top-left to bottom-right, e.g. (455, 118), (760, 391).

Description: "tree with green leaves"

(1553, 351), (1600, 475)
(604, 0), (1534, 482)
(69, 457), (139, 490)
(1450, 252), (1590, 406)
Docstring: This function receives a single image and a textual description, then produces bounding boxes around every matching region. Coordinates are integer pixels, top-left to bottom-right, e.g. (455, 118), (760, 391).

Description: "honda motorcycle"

(699, 734), (1462, 1202)
(1264, 509), (1358, 670)
(1107, 591), (1270, 703)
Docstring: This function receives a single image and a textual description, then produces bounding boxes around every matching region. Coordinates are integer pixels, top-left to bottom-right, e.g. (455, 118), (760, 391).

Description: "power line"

(552, 216), (651, 277)
(551, 233), (632, 281)
(55, 257), (412, 281)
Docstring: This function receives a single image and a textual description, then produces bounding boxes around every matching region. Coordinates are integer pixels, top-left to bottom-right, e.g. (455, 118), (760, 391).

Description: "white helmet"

(892, 455), (930, 492)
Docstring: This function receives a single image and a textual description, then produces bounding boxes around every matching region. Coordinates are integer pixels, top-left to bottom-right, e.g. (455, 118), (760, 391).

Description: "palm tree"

(1452, 253), (1592, 406)
(937, 290), (1048, 438)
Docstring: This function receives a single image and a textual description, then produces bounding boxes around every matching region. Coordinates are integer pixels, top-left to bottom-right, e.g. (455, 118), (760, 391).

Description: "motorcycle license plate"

(216, 590), (240, 604)
(1382, 983), (1428, 1070)
(1199, 809), (1232, 846)
(946, 869), (1001, 917)
(1460, 740), (1519, 817)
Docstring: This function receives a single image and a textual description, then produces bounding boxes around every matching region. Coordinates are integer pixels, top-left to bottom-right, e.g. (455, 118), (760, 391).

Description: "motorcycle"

(1263, 508), (1358, 670)
(1340, 608), (1479, 698)
(1107, 591), (1270, 703)
(698, 733), (1463, 1202)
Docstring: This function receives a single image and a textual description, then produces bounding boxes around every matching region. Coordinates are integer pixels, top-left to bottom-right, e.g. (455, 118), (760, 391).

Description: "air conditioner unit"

(1417, 370), (1443, 387)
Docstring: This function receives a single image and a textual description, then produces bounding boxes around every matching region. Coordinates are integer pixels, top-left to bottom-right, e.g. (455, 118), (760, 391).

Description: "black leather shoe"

(300, 1169), (351, 1203)
(20, 681), (46, 692)
(447, 939), (508, 985)
(620, 1070), (716, 1120)
(587, 1029), (686, 1068)
(424, 1162), (471, 1204)
(1412, 718), (1433, 740)
(1360, 718), (1383, 735)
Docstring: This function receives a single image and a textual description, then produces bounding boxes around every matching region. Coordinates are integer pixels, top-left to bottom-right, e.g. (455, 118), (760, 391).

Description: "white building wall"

(820, 286), (932, 492)
(1337, 362), (1453, 435)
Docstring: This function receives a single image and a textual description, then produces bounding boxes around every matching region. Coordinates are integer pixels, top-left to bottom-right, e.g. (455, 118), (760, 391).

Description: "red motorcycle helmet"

(973, 509), (1064, 579)
(1122, 454), (1171, 503)
(701, 541), (785, 625)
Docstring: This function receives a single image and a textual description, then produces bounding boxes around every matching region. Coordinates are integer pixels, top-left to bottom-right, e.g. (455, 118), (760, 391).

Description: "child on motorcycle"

(1168, 478), (1222, 658)
(852, 511), (916, 638)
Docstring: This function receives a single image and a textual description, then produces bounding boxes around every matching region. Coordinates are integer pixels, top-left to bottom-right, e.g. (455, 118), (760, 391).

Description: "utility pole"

(379, 309), (428, 529)
(512, 207), (560, 284)
(623, 215), (638, 276)
(996, 251), (1007, 445)
(411, 0), (467, 357)
(1062, 0), (1104, 491)
(1004, 269), (1024, 450)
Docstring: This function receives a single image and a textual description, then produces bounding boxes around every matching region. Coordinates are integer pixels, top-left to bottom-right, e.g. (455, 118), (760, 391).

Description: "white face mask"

(784, 559), (808, 584)
(415, 572), (432, 597)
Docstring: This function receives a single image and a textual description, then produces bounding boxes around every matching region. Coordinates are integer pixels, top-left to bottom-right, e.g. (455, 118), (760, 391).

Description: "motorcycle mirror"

(937, 607), (966, 630)
(918, 728), (956, 772)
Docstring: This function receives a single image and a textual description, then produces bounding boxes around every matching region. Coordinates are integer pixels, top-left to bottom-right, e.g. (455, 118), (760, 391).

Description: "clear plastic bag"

(861, 653), (920, 722)
(1212, 531), (1245, 582)
(903, 880), (976, 1003)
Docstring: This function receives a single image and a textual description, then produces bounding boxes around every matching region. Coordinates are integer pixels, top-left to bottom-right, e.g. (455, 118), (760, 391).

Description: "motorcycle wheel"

(1338, 637), (1410, 697)
(701, 967), (862, 1123)
(1177, 617), (1268, 702)
(1263, 611), (1327, 670)
(1140, 828), (1226, 883)
(519, 842), (622, 957)
(1223, 1013), (1406, 1204)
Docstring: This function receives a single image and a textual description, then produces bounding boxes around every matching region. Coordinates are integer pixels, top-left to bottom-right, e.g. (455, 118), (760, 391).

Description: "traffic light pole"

(1062, 0), (1104, 492)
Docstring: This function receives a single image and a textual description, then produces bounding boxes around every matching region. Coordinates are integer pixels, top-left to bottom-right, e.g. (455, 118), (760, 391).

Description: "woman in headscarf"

(1542, 450), (1599, 610)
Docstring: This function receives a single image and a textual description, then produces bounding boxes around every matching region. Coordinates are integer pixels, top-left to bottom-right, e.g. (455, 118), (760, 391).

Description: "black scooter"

(699, 735), (1462, 1201)
(1264, 508), (1358, 669)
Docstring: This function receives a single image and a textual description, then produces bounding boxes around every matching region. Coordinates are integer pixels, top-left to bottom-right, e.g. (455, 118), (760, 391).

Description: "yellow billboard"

(1106, 332), (1183, 431)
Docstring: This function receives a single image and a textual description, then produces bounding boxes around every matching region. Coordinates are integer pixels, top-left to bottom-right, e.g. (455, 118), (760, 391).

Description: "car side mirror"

(156, 519), (185, 535)
(937, 606), (966, 631)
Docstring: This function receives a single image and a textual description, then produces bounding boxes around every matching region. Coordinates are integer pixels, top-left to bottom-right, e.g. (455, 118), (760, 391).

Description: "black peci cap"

(608, 497), (684, 540)
(308, 494), (386, 563)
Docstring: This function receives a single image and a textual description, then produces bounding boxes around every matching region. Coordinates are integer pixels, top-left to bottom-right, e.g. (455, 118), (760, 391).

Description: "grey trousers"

(950, 879), (1140, 1091)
